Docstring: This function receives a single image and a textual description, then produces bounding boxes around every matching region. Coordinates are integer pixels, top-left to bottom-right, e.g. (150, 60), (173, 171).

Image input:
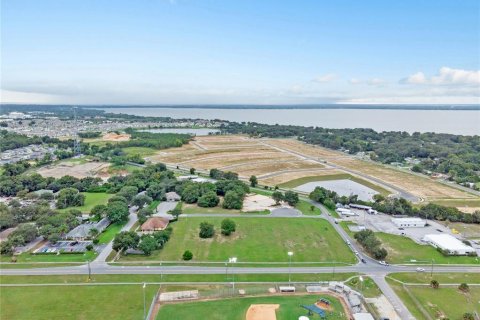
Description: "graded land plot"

(37, 161), (111, 179)
(387, 281), (480, 320)
(431, 199), (480, 213)
(58, 192), (113, 213)
(156, 294), (348, 320)
(437, 221), (480, 239)
(234, 160), (325, 178)
(263, 138), (478, 202)
(0, 284), (158, 320)
(180, 151), (292, 169)
(118, 217), (356, 264)
(260, 169), (344, 187)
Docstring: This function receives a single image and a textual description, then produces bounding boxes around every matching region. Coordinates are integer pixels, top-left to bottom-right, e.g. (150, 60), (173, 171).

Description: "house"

(65, 218), (110, 241)
(141, 217), (170, 233)
(165, 191), (181, 202)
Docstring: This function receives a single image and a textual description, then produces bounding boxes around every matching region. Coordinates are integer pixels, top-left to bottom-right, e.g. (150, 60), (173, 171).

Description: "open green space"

(388, 272), (480, 284)
(0, 284), (158, 320)
(0, 273), (358, 284)
(346, 276), (382, 298)
(121, 146), (158, 156)
(157, 294), (348, 320)
(0, 250), (97, 265)
(182, 203), (269, 215)
(388, 280), (480, 319)
(295, 200), (321, 215)
(97, 222), (127, 244)
(431, 198), (480, 208)
(119, 217), (356, 264)
(376, 232), (479, 265)
(58, 192), (113, 214)
(278, 173), (390, 196)
(108, 163), (140, 174)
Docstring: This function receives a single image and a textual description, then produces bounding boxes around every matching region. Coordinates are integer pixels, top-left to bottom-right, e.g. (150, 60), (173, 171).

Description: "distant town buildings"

(0, 144), (57, 165)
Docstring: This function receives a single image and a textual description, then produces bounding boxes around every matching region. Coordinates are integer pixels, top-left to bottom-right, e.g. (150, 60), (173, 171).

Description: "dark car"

(361, 258), (367, 264)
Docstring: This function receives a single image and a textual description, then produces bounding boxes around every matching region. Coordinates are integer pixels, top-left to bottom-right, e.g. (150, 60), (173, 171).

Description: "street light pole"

(229, 257), (237, 295)
(87, 260), (91, 281)
(287, 252), (293, 283)
(143, 283), (146, 320)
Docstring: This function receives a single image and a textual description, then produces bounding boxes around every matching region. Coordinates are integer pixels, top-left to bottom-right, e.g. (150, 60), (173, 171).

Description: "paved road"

(94, 206), (138, 262)
(259, 140), (420, 202)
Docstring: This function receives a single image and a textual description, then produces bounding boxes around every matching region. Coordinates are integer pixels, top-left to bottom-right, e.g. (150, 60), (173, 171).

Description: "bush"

(86, 244), (94, 251)
(199, 222), (215, 238)
(182, 250), (193, 260)
(221, 219), (236, 236)
(222, 191), (243, 209)
(197, 192), (220, 208)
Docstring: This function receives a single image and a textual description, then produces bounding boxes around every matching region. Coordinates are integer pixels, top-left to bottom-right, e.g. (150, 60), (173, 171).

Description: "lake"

(99, 107), (480, 135)
(294, 179), (379, 202)
(139, 128), (220, 135)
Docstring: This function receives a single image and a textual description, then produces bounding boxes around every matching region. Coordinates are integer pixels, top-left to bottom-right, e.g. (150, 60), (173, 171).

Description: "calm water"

(139, 128), (220, 136)
(294, 179), (378, 202)
(101, 107), (480, 135)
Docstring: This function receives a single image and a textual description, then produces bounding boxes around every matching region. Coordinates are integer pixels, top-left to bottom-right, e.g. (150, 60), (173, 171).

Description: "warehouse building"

(392, 217), (426, 228)
(423, 234), (476, 255)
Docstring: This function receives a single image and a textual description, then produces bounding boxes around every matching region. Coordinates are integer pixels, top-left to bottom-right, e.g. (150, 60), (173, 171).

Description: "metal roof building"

(423, 234), (475, 255)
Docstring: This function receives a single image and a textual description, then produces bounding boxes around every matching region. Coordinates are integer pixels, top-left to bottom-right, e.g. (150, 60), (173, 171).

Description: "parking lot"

(34, 241), (94, 254)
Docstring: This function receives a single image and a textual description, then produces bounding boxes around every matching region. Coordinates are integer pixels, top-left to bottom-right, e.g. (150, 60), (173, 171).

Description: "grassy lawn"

(1, 284), (158, 320)
(182, 203), (269, 215)
(376, 232), (480, 265)
(388, 272), (480, 284)
(119, 217), (356, 264)
(108, 164), (140, 174)
(58, 192), (113, 214)
(97, 222), (126, 244)
(278, 173), (390, 196)
(0, 273), (358, 284)
(346, 276), (382, 298)
(0, 250), (97, 264)
(121, 146), (157, 156)
(157, 294), (348, 320)
(295, 200), (321, 215)
(431, 198), (480, 208)
(388, 280), (480, 319)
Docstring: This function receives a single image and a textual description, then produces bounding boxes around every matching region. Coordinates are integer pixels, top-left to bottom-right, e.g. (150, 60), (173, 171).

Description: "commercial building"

(65, 218), (110, 241)
(423, 234), (476, 255)
(392, 217), (426, 228)
(336, 208), (357, 216)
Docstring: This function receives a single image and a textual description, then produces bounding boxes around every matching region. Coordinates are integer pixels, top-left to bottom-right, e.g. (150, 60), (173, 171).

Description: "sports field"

(58, 192), (112, 213)
(156, 294), (348, 320)
(118, 217), (356, 264)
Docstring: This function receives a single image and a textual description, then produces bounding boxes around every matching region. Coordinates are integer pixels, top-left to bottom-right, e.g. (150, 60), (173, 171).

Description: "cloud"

(348, 78), (362, 85)
(312, 73), (336, 83)
(347, 78), (386, 86)
(403, 67), (480, 86)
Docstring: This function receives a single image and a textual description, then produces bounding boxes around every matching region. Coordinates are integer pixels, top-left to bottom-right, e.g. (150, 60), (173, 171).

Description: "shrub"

(182, 250), (193, 261)
(221, 219), (236, 236)
(199, 222), (215, 238)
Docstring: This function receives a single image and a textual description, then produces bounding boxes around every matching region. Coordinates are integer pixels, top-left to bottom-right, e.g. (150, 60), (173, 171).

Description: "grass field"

(121, 146), (158, 156)
(387, 280), (480, 319)
(0, 284), (158, 320)
(346, 276), (382, 298)
(118, 217), (356, 264)
(58, 192), (113, 214)
(108, 163), (140, 174)
(295, 200), (322, 215)
(156, 294), (348, 320)
(388, 272), (480, 284)
(97, 222), (127, 244)
(0, 273), (358, 284)
(182, 203), (269, 215)
(278, 173), (391, 195)
(375, 232), (479, 265)
(0, 250), (97, 264)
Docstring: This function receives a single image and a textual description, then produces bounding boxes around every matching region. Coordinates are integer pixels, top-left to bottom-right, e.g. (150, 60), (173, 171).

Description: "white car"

(416, 267), (425, 272)
(378, 261), (388, 266)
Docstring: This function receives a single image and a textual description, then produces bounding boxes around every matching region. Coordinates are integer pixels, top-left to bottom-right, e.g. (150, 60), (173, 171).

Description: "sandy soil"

(235, 160), (325, 177)
(102, 132), (130, 141)
(37, 161), (110, 179)
(261, 169), (343, 186)
(242, 194), (279, 212)
(246, 304), (279, 320)
(365, 295), (401, 320)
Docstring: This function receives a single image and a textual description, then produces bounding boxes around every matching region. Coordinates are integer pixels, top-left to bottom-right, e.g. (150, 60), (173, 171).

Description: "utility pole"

(72, 107), (81, 157)
(287, 251), (293, 283)
(87, 260), (91, 281)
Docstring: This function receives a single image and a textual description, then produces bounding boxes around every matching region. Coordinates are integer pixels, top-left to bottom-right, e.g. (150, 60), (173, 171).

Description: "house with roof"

(165, 191), (181, 202)
(65, 218), (110, 241)
(141, 217), (170, 233)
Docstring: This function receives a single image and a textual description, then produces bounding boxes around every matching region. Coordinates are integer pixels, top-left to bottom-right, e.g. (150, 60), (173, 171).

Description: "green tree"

(117, 186), (139, 203)
(249, 175), (258, 187)
(138, 236), (157, 256)
(181, 184), (200, 203)
(199, 221), (215, 238)
(222, 191), (243, 209)
(91, 204), (108, 219)
(284, 191), (299, 206)
(463, 313), (474, 320)
(182, 250), (193, 260)
(221, 219), (236, 236)
(56, 188), (85, 209)
(430, 279), (439, 289)
(112, 231), (140, 252)
(132, 194), (153, 208)
(107, 202), (129, 223)
(458, 283), (469, 293)
(190, 167), (196, 174)
(198, 191), (220, 208)
(272, 191), (284, 205)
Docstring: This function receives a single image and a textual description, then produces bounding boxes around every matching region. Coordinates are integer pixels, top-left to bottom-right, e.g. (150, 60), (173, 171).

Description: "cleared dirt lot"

(37, 161), (110, 179)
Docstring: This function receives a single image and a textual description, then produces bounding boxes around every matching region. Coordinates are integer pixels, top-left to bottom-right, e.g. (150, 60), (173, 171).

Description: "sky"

(1, 0), (479, 105)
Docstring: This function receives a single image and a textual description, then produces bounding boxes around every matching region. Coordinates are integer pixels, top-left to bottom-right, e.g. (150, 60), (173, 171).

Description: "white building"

(392, 217), (426, 228)
(423, 234), (476, 255)
(353, 313), (375, 320)
(336, 208), (357, 216)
